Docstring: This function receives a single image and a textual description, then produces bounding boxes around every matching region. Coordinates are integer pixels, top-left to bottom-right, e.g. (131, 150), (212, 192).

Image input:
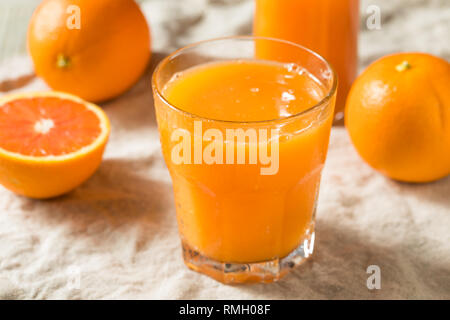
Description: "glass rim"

(152, 36), (338, 124)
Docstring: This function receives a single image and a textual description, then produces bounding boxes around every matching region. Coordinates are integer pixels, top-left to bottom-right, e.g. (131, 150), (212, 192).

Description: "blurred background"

(1, 0), (449, 67)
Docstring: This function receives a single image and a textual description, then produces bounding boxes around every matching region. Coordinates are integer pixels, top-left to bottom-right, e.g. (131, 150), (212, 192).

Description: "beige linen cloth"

(0, 0), (449, 299)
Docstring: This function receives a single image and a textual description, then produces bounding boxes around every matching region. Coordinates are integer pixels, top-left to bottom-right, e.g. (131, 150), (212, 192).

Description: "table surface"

(0, 0), (449, 299)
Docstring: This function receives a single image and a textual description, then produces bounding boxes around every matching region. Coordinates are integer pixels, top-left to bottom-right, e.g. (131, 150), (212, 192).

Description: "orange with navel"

(27, 0), (151, 102)
(0, 91), (110, 199)
(345, 53), (450, 183)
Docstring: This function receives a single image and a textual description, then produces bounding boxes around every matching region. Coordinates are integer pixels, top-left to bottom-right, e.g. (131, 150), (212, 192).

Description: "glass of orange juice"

(254, 0), (359, 121)
(152, 37), (336, 283)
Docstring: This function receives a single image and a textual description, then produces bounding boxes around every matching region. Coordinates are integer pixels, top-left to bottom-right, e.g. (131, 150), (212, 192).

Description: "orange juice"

(153, 37), (336, 283)
(161, 60), (330, 261)
(254, 0), (359, 119)
(164, 61), (325, 122)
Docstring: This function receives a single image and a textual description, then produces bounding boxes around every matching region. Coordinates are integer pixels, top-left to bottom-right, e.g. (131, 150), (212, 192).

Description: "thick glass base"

(182, 227), (315, 284)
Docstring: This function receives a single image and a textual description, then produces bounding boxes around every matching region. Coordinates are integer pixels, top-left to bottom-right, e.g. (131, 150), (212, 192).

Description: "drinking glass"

(152, 37), (337, 283)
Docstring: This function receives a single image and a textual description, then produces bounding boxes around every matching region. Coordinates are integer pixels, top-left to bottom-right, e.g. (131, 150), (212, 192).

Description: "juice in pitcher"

(254, 0), (359, 120)
(152, 37), (337, 283)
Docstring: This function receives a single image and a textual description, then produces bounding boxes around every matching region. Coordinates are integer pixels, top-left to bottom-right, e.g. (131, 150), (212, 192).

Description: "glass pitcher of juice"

(153, 37), (336, 283)
(254, 0), (359, 121)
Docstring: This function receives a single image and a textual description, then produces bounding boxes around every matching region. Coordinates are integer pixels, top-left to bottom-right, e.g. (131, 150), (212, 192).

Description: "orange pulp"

(0, 97), (101, 156)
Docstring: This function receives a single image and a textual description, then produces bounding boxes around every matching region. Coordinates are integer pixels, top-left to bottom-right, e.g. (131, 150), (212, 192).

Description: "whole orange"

(28, 0), (151, 102)
(345, 53), (450, 183)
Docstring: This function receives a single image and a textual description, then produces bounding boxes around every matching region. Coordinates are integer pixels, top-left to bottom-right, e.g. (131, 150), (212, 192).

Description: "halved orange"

(0, 91), (110, 199)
